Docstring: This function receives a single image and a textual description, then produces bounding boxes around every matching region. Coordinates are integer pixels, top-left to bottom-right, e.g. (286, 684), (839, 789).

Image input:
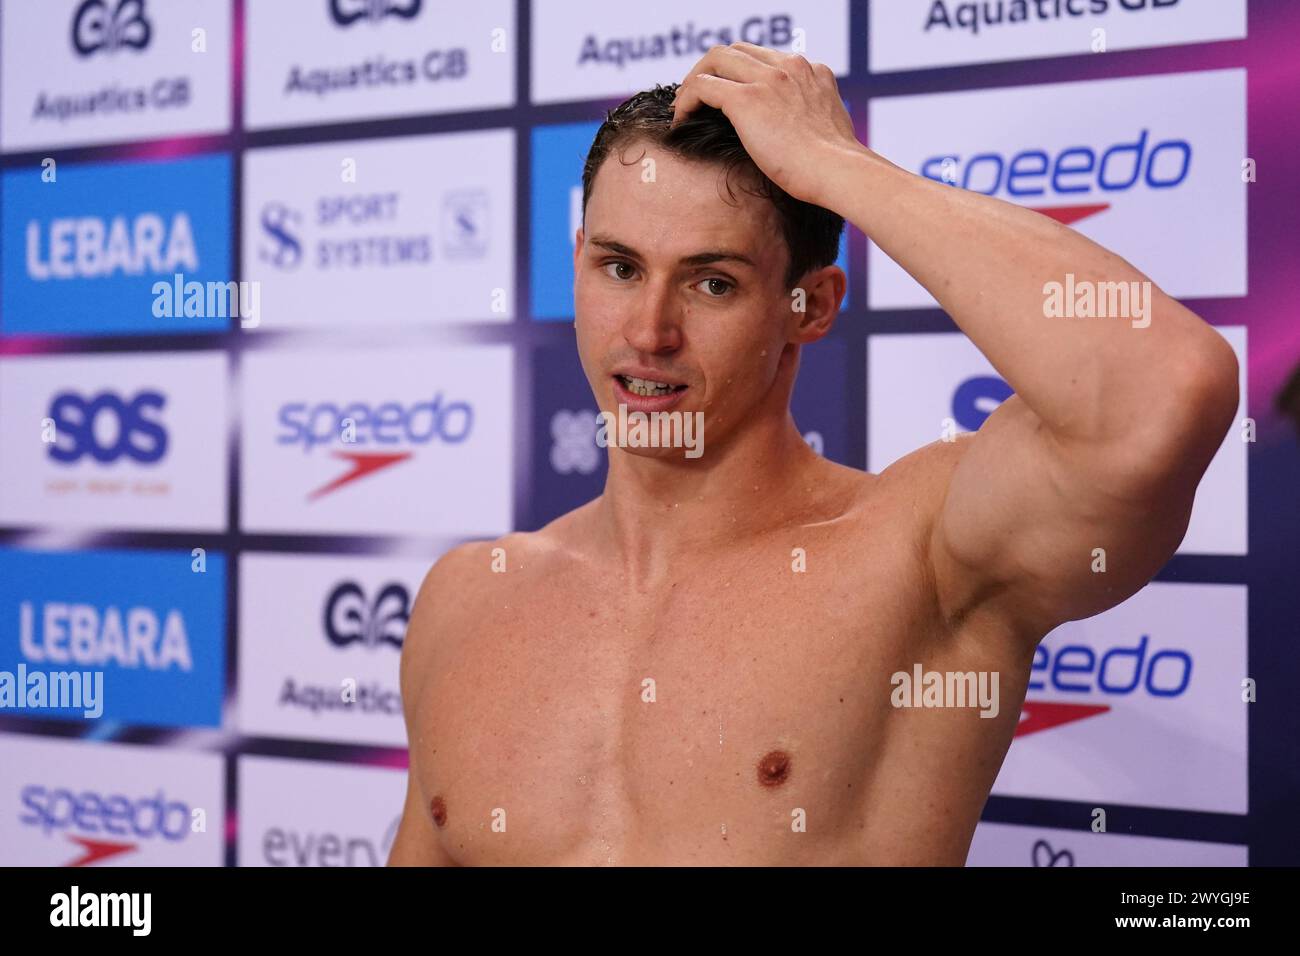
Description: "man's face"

(574, 140), (800, 457)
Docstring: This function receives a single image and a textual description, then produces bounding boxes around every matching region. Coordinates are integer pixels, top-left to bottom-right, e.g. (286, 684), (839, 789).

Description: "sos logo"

(324, 581), (410, 650)
(46, 390), (169, 464)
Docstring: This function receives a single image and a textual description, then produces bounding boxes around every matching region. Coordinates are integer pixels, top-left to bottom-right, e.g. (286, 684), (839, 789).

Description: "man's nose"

(621, 279), (683, 353)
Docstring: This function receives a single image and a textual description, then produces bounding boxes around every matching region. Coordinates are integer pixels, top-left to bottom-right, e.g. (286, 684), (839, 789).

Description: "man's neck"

(591, 409), (823, 582)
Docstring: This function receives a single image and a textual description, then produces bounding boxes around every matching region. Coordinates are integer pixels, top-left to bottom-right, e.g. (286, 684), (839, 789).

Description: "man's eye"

(696, 277), (734, 298)
(602, 261), (636, 281)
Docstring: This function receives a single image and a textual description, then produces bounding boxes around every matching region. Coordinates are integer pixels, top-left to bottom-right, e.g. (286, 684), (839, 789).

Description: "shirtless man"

(388, 43), (1239, 866)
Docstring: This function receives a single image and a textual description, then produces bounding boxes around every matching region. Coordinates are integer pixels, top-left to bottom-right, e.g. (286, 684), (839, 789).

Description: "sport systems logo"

(241, 132), (512, 328)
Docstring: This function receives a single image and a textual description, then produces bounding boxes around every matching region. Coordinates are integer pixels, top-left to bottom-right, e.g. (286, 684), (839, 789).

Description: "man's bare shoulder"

(408, 503), (599, 630)
(864, 434), (977, 530)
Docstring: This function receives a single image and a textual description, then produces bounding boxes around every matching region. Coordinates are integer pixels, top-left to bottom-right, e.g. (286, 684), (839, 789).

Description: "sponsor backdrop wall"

(0, 0), (1296, 867)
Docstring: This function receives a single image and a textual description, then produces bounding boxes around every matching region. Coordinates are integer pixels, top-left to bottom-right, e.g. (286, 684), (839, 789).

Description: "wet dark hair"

(580, 82), (844, 293)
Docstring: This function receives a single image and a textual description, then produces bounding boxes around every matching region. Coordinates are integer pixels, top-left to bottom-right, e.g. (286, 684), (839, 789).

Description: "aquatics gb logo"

(72, 0), (151, 57)
(329, 0), (421, 27)
(323, 581), (409, 650)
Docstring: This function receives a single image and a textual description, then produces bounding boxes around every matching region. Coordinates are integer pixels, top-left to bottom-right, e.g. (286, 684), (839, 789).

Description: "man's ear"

(573, 226), (584, 273)
(787, 264), (846, 344)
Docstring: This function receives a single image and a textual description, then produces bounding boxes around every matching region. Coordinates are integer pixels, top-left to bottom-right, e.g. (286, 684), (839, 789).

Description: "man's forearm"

(820, 144), (1237, 449)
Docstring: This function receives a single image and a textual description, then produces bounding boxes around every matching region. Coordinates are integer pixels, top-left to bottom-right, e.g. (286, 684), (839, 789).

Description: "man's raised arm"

(830, 144), (1238, 634)
(671, 42), (1240, 636)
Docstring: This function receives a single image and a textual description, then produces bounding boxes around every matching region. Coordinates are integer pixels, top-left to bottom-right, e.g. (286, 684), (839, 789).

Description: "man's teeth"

(620, 375), (678, 397)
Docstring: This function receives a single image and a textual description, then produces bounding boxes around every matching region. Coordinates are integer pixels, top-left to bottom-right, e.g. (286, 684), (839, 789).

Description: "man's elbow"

(1181, 331), (1241, 446)
(1125, 334), (1240, 495)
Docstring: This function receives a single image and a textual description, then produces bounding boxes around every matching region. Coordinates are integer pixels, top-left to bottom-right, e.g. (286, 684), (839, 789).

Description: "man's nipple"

(430, 795), (448, 828)
(757, 750), (792, 787)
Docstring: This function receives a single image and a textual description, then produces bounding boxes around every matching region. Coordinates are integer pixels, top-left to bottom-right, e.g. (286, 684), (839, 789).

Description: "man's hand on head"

(670, 41), (864, 209)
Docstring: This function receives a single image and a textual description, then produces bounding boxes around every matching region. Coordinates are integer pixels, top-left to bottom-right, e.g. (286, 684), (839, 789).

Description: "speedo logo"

(1017, 634), (1192, 737)
(921, 129), (1191, 225)
(20, 784), (192, 866)
(276, 396), (473, 499)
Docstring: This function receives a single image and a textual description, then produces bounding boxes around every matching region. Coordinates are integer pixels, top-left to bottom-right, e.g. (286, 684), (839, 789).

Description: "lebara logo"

(324, 581), (408, 650)
(20, 600), (192, 673)
(26, 212), (198, 281)
(276, 396), (474, 500)
(2, 155), (232, 336)
(923, 129), (1191, 226)
(1016, 634), (1193, 738)
(47, 390), (168, 465)
(20, 784), (189, 866)
(0, 549), (225, 728)
(329, 0), (422, 26)
(72, 0), (152, 57)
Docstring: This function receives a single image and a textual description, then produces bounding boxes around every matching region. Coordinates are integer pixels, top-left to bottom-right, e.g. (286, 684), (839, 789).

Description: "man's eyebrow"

(587, 235), (758, 270)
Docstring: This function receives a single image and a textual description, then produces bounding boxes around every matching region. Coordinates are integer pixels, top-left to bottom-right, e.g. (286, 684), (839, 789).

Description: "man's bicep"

(931, 394), (1195, 635)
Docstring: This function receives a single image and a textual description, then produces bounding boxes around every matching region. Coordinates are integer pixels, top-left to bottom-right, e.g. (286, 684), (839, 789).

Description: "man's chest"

(408, 550), (966, 864)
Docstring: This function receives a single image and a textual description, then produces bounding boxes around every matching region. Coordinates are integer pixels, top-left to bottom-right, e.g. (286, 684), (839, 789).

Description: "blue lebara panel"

(0, 548), (226, 728)
(531, 121), (600, 321)
(2, 153), (233, 336)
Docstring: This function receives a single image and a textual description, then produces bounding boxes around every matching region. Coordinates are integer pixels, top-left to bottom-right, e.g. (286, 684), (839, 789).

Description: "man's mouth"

(614, 374), (688, 398)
